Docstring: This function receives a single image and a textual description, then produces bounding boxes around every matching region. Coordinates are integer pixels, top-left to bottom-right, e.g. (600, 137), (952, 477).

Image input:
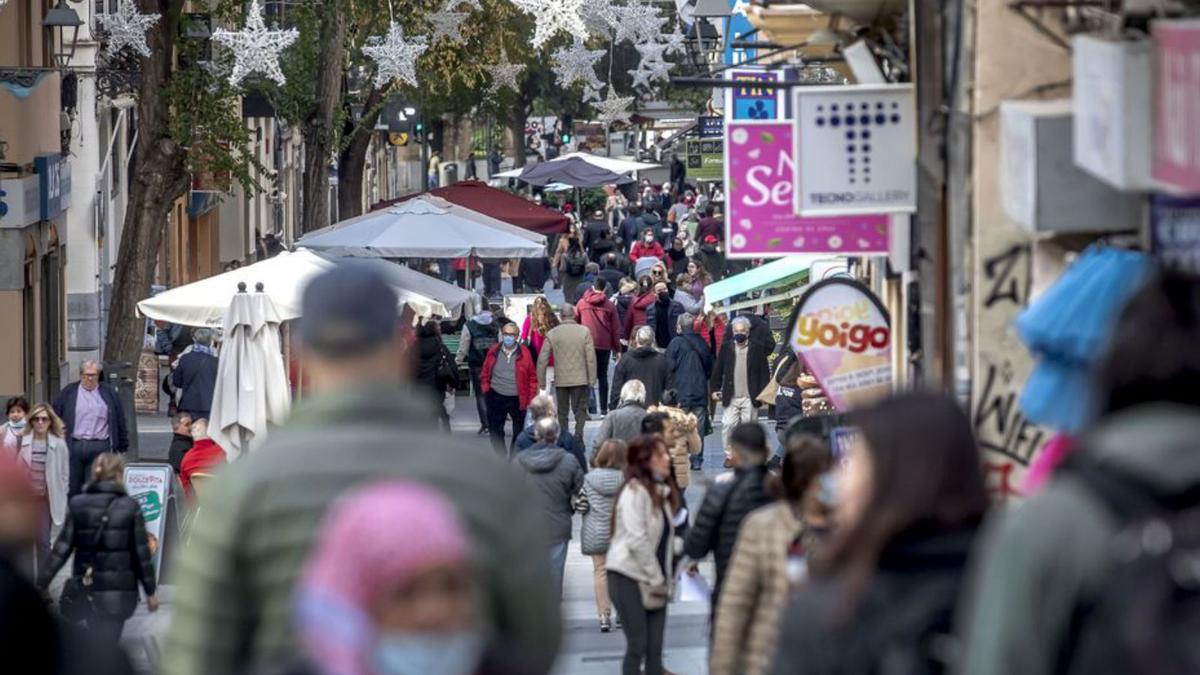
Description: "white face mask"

(372, 630), (485, 675)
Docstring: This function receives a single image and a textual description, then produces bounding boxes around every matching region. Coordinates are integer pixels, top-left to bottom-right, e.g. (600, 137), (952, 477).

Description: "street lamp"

(42, 0), (83, 71)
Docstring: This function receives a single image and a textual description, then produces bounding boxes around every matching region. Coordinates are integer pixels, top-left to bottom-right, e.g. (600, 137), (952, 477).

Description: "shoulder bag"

(59, 499), (116, 622)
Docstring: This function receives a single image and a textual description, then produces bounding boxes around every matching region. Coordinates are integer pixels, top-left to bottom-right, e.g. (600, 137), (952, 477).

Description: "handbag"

(436, 347), (461, 390)
(639, 581), (670, 610)
(573, 489), (591, 514)
(59, 500), (116, 622)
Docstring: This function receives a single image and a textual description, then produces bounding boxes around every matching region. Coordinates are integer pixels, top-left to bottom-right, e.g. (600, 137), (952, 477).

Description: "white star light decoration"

(594, 89), (633, 128)
(212, 0), (298, 87)
(551, 38), (605, 90)
(486, 48), (524, 94)
(609, 2), (665, 45)
(447, 0), (481, 9)
(428, 4), (468, 43)
(363, 21), (429, 87)
(512, 0), (588, 49)
(660, 22), (687, 57)
(96, 0), (160, 58)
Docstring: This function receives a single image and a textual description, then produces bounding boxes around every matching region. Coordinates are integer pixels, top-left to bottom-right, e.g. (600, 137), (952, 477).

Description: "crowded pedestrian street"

(4, 0), (1200, 672)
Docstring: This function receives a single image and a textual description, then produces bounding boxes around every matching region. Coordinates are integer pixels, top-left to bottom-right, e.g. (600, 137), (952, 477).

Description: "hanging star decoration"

(609, 2), (665, 45)
(628, 36), (672, 90)
(363, 21), (429, 88)
(95, 0), (160, 58)
(551, 37), (605, 90)
(428, 2), (468, 43)
(511, 0), (588, 50)
(581, 84), (603, 103)
(581, 0), (615, 38)
(486, 48), (524, 94)
(594, 88), (633, 128)
(212, 0), (298, 86)
(660, 22), (687, 57)
(446, 0), (481, 9)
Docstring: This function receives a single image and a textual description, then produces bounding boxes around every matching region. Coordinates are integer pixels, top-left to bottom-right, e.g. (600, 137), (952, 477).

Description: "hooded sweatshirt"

(516, 443), (585, 543)
(623, 291), (657, 341)
(576, 289), (621, 351)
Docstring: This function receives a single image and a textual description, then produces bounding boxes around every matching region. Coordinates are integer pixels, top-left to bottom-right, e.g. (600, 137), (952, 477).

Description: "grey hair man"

(595, 379), (648, 449)
(162, 262), (563, 675)
(538, 301), (596, 445)
(515, 415), (584, 600)
(610, 325), (671, 411)
(52, 359), (129, 495)
(172, 323), (221, 423)
(711, 312), (771, 467)
(515, 395), (589, 473)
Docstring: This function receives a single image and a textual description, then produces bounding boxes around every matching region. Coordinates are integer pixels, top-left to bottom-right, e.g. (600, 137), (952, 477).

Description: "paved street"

(123, 373), (736, 674)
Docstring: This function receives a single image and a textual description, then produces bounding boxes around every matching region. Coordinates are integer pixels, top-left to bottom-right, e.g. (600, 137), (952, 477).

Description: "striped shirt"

(28, 438), (47, 496)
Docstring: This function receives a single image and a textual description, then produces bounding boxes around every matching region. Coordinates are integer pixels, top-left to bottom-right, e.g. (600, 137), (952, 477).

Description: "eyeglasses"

(81, 373), (99, 379)
(32, 417), (50, 423)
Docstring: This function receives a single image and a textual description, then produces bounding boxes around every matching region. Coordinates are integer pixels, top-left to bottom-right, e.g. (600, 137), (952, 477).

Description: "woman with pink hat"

(289, 481), (536, 675)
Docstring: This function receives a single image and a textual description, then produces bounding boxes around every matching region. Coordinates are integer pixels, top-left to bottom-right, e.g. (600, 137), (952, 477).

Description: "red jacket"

(622, 291), (657, 341)
(576, 289), (622, 351)
(480, 343), (539, 410)
(695, 313), (727, 354)
(180, 437), (226, 499)
(629, 240), (665, 263)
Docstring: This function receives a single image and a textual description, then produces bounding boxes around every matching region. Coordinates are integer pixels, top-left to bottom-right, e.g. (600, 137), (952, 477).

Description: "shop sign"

(0, 175), (40, 229)
(124, 463), (174, 583)
(727, 70), (784, 120)
(34, 154), (71, 221)
(1153, 20), (1200, 192)
(1072, 35), (1156, 191)
(1151, 193), (1200, 274)
(791, 84), (917, 216)
(787, 277), (892, 412)
(725, 120), (889, 257)
(698, 116), (724, 138)
(685, 138), (723, 181)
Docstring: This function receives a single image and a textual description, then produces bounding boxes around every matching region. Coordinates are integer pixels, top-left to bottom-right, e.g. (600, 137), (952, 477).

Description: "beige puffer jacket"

(648, 405), (701, 487)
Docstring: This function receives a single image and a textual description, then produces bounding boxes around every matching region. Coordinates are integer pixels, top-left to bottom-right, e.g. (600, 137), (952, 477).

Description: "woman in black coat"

(413, 320), (454, 430)
(769, 393), (987, 675)
(38, 453), (157, 644)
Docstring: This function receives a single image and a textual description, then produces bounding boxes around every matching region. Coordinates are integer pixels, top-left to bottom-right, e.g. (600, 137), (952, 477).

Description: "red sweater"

(180, 438), (226, 499)
(629, 240), (665, 262)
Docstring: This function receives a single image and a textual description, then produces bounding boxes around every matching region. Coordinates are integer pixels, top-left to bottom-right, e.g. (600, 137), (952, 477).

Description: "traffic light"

(414, 121), (424, 143)
(561, 114), (574, 144)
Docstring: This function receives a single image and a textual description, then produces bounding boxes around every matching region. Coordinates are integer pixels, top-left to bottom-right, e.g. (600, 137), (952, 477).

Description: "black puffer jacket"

(684, 465), (772, 596)
(770, 522), (979, 675)
(39, 480), (156, 619)
(610, 346), (670, 410)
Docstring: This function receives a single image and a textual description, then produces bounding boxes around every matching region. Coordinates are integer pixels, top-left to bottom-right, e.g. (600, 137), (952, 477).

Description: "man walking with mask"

(481, 321), (539, 455)
(711, 316), (771, 467)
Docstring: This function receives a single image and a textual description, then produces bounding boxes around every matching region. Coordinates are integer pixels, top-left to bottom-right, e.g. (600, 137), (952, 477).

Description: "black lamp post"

(42, 0), (83, 71)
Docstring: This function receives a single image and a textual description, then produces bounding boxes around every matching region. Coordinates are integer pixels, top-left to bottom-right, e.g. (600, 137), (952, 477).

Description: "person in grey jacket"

(959, 270), (1200, 675)
(595, 380), (649, 452)
(517, 418), (585, 600)
(581, 439), (627, 633)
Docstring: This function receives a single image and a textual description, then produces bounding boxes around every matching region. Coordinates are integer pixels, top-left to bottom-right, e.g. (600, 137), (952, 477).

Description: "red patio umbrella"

(373, 180), (569, 234)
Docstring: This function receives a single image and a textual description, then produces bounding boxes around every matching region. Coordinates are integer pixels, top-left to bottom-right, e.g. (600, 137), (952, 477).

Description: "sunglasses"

(32, 416), (50, 422)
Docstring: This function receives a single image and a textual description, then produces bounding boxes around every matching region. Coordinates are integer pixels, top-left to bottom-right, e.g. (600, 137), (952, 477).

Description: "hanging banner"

(725, 121), (890, 258)
(1153, 20), (1200, 193)
(124, 463), (174, 583)
(727, 70), (784, 120)
(787, 278), (892, 411)
(792, 84), (917, 216)
(1151, 193), (1200, 275)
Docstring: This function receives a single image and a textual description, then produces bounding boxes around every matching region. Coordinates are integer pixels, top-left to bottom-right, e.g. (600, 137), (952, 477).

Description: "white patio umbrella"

(137, 249), (449, 326)
(494, 152), (659, 178)
(208, 287), (292, 459)
(297, 195), (547, 259)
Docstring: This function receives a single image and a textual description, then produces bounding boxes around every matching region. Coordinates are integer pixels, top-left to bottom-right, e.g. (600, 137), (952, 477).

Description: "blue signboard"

(698, 115), (724, 138)
(723, 0), (757, 66)
(729, 71), (781, 120)
(1151, 193), (1200, 275)
(34, 154), (70, 220)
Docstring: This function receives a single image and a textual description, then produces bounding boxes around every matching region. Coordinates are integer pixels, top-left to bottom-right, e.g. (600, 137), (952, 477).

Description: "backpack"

(1058, 459), (1200, 675)
(564, 249), (587, 277)
(466, 320), (498, 366)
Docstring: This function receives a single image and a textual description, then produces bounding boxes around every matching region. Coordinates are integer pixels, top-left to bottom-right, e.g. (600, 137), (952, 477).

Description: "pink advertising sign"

(725, 121), (890, 258)
(1153, 20), (1200, 192)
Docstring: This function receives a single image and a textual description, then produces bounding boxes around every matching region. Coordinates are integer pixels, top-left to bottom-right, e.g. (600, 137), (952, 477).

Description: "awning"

(704, 255), (826, 308)
(373, 180), (569, 234)
(517, 157), (635, 188)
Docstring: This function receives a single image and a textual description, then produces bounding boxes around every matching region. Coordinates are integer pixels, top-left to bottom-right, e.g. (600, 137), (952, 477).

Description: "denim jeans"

(549, 540), (570, 599)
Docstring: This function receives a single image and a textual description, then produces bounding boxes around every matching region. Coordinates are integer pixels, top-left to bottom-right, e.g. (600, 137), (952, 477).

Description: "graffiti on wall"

(973, 239), (1047, 500)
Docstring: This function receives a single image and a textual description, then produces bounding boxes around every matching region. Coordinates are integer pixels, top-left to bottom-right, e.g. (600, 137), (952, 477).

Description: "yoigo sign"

(792, 84), (917, 216)
(787, 277), (892, 412)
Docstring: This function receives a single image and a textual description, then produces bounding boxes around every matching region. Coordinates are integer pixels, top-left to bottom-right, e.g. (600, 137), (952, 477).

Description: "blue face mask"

(502, 335), (517, 348)
(372, 631), (485, 675)
(817, 471), (838, 507)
